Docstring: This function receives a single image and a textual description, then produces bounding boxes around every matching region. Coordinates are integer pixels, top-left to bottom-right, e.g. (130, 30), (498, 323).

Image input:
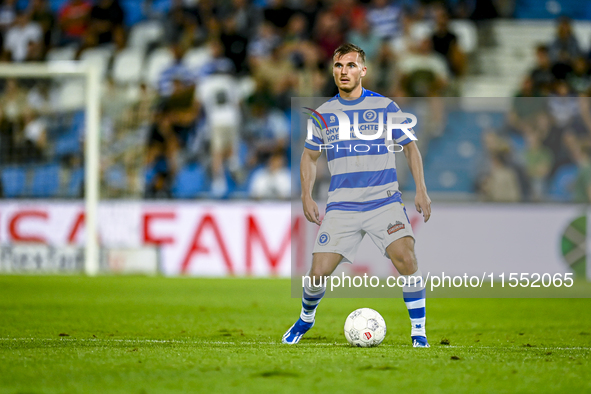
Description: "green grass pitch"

(0, 276), (590, 393)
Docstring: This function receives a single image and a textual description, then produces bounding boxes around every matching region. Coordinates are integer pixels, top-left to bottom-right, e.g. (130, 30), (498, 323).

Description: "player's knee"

(390, 248), (417, 275)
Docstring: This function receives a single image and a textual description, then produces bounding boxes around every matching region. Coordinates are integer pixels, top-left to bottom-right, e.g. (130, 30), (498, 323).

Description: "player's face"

(333, 52), (366, 93)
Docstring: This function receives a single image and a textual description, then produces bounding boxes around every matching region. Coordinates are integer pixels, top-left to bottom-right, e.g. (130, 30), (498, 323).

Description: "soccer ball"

(344, 308), (387, 347)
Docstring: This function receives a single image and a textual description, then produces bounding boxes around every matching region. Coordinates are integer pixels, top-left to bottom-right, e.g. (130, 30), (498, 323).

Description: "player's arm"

(300, 147), (322, 225)
(403, 141), (431, 222)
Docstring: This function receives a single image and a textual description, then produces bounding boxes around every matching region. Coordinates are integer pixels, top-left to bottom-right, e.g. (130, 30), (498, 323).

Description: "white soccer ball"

(344, 308), (387, 347)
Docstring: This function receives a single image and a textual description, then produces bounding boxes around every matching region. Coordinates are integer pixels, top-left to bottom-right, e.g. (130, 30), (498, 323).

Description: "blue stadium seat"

(54, 111), (85, 157)
(54, 133), (80, 157)
(1, 166), (27, 198)
(67, 167), (84, 197)
(171, 162), (209, 198)
(30, 164), (61, 198)
(549, 164), (578, 201)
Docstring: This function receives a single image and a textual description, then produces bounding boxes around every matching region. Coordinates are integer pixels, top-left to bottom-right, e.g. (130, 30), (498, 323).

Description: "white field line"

(0, 338), (589, 351)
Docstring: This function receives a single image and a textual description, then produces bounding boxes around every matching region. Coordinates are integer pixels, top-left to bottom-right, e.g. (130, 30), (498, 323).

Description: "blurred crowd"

(478, 16), (591, 203)
(3, 0), (591, 203)
(0, 0), (500, 200)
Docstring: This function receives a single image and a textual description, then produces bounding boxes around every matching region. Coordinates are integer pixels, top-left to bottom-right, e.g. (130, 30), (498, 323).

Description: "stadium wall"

(0, 201), (586, 280)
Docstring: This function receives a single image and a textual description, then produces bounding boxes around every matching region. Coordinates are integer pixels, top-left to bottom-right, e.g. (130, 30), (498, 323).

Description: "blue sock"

(401, 269), (426, 337)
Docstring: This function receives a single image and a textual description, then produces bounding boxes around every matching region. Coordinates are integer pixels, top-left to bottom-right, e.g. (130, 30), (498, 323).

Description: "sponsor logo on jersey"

(387, 221), (405, 235)
(318, 232), (330, 245)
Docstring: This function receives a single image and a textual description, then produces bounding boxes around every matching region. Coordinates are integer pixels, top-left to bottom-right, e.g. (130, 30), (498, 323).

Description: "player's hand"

(415, 190), (431, 223)
(302, 196), (321, 225)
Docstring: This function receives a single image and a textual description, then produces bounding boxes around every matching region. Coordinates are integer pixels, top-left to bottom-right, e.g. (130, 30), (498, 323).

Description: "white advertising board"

(0, 201), (584, 278)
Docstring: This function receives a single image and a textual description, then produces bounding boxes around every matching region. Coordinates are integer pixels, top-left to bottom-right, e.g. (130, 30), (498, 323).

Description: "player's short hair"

(333, 43), (366, 65)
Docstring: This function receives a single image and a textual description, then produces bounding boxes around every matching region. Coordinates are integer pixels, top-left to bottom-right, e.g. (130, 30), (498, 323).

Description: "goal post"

(0, 62), (101, 276)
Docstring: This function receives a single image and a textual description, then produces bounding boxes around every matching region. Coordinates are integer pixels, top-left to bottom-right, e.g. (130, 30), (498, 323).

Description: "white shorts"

(312, 202), (415, 263)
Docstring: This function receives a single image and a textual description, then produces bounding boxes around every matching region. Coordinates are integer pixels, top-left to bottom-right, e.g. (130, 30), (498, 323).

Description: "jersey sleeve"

(387, 101), (417, 146)
(304, 114), (324, 151)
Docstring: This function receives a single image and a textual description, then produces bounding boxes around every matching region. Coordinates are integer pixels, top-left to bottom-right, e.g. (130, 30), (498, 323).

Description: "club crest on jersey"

(387, 221), (405, 235)
(318, 232), (330, 245)
(363, 110), (377, 122)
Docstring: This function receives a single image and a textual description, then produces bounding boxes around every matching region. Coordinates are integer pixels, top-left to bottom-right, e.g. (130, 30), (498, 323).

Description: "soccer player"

(282, 43), (432, 348)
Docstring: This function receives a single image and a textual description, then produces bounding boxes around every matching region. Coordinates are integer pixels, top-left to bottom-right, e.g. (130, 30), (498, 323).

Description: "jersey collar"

(336, 88), (367, 106)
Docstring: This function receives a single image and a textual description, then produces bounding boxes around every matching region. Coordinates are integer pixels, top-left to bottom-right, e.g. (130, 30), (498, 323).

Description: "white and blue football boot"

(282, 318), (314, 344)
(412, 335), (430, 348)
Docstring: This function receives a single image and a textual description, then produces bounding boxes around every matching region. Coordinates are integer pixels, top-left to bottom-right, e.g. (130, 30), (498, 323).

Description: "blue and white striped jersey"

(304, 88), (416, 213)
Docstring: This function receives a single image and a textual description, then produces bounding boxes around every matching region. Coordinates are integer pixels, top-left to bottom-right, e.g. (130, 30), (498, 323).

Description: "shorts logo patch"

(387, 221), (405, 235)
(318, 232), (330, 245)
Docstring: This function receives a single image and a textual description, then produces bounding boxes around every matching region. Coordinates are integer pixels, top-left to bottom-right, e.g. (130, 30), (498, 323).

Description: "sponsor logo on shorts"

(387, 221), (405, 235)
(318, 232), (330, 245)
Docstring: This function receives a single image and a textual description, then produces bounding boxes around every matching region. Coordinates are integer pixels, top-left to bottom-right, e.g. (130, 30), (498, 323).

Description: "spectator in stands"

(248, 22), (281, 60)
(27, 80), (58, 115)
(58, 0), (91, 45)
(390, 13), (419, 59)
(28, 0), (54, 57)
(524, 129), (553, 201)
(220, 16), (249, 75)
(507, 77), (545, 134)
(481, 149), (522, 202)
(549, 16), (581, 64)
(293, 42), (325, 97)
(284, 12), (309, 43)
(164, 0), (204, 48)
(3, 11), (43, 62)
(21, 107), (47, 161)
(223, 0), (261, 40)
(366, 0), (402, 40)
(158, 44), (198, 97)
(396, 37), (449, 97)
(251, 44), (295, 109)
(331, 0), (366, 32)
(199, 39), (236, 77)
(297, 0), (321, 34)
(243, 95), (289, 166)
(567, 56), (591, 95)
(547, 79), (581, 132)
(88, 0), (125, 49)
(529, 45), (554, 96)
(348, 15), (380, 64)
(313, 10), (344, 62)
(431, 5), (466, 77)
(263, 0), (294, 31)
(146, 69), (202, 197)
(0, 0), (17, 39)
(0, 107), (14, 164)
(0, 79), (27, 122)
(197, 73), (242, 197)
(249, 150), (291, 200)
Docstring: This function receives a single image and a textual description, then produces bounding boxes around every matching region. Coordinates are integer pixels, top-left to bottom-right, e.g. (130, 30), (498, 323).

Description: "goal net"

(0, 62), (138, 276)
